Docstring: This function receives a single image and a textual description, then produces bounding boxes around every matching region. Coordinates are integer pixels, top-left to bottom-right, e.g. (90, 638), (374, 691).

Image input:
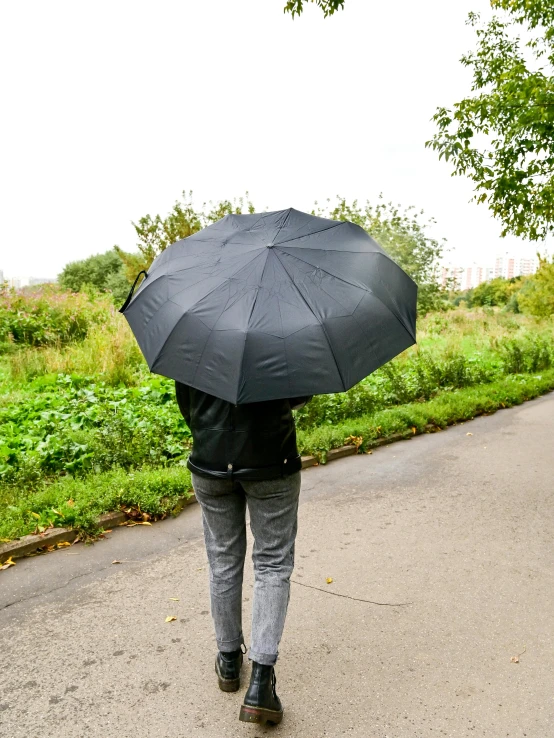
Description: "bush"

(294, 347), (500, 429)
(500, 334), (554, 374)
(297, 371), (554, 461)
(0, 375), (191, 490)
(0, 284), (112, 348)
(8, 317), (145, 385)
(58, 248), (131, 304)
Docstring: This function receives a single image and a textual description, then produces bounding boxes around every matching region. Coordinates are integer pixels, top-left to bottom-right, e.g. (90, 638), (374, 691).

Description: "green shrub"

(500, 334), (554, 374)
(294, 347), (501, 429)
(0, 375), (191, 489)
(297, 371), (554, 461)
(0, 284), (112, 348)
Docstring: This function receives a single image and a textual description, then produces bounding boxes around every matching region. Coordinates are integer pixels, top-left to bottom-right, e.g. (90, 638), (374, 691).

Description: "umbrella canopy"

(120, 208), (417, 404)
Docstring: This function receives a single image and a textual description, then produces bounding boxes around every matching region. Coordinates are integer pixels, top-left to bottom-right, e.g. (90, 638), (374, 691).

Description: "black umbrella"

(120, 208), (417, 403)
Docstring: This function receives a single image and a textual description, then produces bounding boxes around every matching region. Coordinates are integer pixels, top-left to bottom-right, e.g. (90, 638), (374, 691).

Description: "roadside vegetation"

(1, 281), (553, 543)
(1, 193), (553, 544)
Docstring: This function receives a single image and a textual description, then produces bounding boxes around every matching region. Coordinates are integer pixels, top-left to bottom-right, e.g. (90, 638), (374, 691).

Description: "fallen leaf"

(67, 498), (75, 507)
(344, 435), (363, 449)
(52, 508), (64, 517)
(0, 538), (11, 543)
(326, 577), (333, 584)
(56, 541), (71, 548)
(165, 616), (177, 623)
(1, 557), (16, 570)
(29, 511), (41, 519)
(136, 521), (152, 526)
(112, 560), (122, 565)
(169, 598), (180, 601)
(412, 426), (417, 434)
(466, 432), (473, 436)
(366, 449), (373, 455)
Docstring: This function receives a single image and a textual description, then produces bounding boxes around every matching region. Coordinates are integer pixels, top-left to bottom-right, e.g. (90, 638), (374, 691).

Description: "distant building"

(0, 269), (4, 284)
(8, 277), (26, 289)
(4, 276), (56, 289)
(494, 253), (538, 280)
(441, 265), (465, 291)
(440, 254), (539, 292)
(518, 257), (538, 277)
(29, 277), (56, 286)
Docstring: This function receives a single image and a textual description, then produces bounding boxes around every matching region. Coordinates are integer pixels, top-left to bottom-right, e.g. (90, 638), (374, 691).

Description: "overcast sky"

(0, 0), (550, 280)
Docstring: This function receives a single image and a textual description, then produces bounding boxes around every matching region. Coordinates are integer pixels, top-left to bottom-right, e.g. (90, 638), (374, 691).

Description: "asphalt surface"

(1, 394), (553, 737)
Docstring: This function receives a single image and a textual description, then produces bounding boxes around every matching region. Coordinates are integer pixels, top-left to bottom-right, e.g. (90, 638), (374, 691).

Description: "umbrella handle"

(119, 270), (148, 313)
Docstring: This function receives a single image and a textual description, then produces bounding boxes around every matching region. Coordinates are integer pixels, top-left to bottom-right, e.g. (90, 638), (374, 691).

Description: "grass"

(0, 465), (192, 544)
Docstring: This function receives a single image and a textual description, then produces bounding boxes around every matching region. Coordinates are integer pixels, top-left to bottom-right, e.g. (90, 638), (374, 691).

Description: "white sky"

(0, 0), (550, 280)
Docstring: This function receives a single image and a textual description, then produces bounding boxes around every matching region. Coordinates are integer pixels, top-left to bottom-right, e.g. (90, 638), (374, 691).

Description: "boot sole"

(218, 677), (240, 692)
(239, 704), (283, 725)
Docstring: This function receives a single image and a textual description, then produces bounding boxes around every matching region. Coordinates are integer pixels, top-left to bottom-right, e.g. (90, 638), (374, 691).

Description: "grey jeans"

(192, 472), (301, 666)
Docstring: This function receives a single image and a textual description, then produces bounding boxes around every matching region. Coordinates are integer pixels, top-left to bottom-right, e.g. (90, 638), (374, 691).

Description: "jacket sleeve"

(175, 382), (191, 426)
(289, 396), (312, 411)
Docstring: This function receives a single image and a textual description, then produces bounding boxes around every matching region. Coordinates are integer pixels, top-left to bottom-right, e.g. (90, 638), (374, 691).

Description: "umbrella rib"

(273, 250), (347, 392)
(276, 248), (416, 343)
(274, 247), (369, 292)
(144, 251), (267, 332)
(152, 250), (269, 390)
(235, 250), (272, 402)
(271, 207), (292, 244)
(275, 287), (293, 398)
(274, 221), (344, 248)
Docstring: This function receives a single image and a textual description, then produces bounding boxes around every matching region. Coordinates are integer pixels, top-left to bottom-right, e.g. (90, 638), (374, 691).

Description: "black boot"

(215, 649), (243, 692)
(239, 662), (283, 725)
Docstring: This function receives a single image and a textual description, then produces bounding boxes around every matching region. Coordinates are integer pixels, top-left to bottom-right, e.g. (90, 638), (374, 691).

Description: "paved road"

(1, 394), (553, 738)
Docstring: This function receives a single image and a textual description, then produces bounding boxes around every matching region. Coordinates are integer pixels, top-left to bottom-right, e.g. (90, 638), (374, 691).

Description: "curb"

(0, 494), (197, 565)
(1, 432), (433, 565)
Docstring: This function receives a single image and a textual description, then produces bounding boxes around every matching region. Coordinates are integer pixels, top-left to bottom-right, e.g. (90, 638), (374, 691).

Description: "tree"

(116, 191), (255, 279)
(426, 2), (554, 241)
(59, 249), (131, 303)
(470, 275), (523, 307)
(313, 196), (447, 313)
(283, 0), (344, 18)
(517, 256), (554, 316)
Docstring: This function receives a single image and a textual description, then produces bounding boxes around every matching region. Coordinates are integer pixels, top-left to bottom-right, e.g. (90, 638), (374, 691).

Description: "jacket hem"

(187, 456), (302, 481)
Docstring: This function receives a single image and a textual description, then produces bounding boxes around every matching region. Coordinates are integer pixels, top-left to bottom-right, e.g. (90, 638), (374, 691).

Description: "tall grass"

(0, 284), (111, 348)
(8, 318), (145, 385)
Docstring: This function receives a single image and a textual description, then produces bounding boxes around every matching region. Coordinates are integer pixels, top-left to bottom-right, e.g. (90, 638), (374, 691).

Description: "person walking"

(121, 209), (417, 722)
(175, 381), (310, 726)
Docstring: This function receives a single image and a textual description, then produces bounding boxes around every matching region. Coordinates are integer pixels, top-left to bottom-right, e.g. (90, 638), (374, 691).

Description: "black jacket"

(175, 382), (311, 481)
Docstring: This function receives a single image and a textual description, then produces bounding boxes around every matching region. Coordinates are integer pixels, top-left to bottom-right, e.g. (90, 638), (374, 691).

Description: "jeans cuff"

(217, 634), (245, 653)
(248, 649), (277, 666)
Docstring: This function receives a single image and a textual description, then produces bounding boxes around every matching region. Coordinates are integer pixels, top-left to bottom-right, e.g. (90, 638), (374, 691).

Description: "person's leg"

(241, 472), (301, 666)
(191, 473), (247, 653)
